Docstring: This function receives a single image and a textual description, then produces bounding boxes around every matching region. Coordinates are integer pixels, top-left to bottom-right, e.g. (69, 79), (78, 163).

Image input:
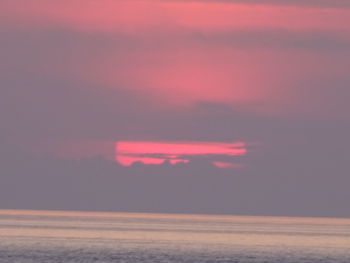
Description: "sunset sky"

(1, 0), (349, 217)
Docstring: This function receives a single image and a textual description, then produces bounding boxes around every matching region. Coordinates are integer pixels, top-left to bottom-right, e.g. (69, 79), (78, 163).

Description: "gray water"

(0, 210), (349, 262)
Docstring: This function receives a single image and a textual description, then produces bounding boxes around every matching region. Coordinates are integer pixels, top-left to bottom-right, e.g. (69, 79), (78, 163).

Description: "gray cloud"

(1, 125), (350, 218)
(2, 27), (348, 141)
(1, 22), (350, 217)
(202, 30), (350, 51)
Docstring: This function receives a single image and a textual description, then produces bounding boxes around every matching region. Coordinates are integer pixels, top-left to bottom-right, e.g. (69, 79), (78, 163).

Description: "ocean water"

(0, 210), (349, 262)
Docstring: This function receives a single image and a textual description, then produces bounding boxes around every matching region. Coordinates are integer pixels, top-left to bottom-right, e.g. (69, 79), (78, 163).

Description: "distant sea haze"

(0, 210), (349, 263)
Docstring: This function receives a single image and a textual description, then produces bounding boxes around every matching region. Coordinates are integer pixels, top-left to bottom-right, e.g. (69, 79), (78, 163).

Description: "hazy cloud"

(1, 0), (349, 217)
(168, 0), (350, 9)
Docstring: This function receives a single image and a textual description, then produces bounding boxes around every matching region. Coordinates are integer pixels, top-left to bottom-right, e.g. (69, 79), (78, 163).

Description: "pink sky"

(1, 0), (349, 167)
(1, 0), (349, 115)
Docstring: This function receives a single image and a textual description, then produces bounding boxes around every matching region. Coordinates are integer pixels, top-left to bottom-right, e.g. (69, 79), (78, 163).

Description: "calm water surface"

(0, 210), (349, 262)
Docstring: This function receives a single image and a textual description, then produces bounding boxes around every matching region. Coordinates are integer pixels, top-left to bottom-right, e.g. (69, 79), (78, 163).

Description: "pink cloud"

(1, 0), (349, 32)
(1, 0), (349, 117)
(116, 141), (246, 167)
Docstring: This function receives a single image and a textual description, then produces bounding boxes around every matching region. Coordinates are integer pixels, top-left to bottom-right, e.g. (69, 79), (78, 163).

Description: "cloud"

(0, 0), (349, 217)
(2, 0), (349, 33)
(166, 0), (350, 9)
(198, 29), (350, 51)
(115, 141), (246, 166)
(1, 1), (349, 113)
(1, 130), (350, 217)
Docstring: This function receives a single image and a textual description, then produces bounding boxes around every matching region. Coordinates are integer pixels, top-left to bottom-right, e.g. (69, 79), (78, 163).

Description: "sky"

(0, 0), (350, 217)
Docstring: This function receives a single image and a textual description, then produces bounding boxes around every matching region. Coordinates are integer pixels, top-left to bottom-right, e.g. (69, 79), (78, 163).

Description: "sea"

(0, 210), (349, 263)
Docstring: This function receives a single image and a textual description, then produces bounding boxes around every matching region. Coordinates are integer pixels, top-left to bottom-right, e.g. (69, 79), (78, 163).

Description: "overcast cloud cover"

(0, 0), (349, 217)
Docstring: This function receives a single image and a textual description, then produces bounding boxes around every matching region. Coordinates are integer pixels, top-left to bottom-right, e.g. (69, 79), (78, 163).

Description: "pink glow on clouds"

(1, 0), (349, 32)
(118, 156), (190, 166)
(1, 0), (349, 116)
(116, 141), (246, 167)
(213, 162), (237, 169)
(84, 47), (280, 108)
